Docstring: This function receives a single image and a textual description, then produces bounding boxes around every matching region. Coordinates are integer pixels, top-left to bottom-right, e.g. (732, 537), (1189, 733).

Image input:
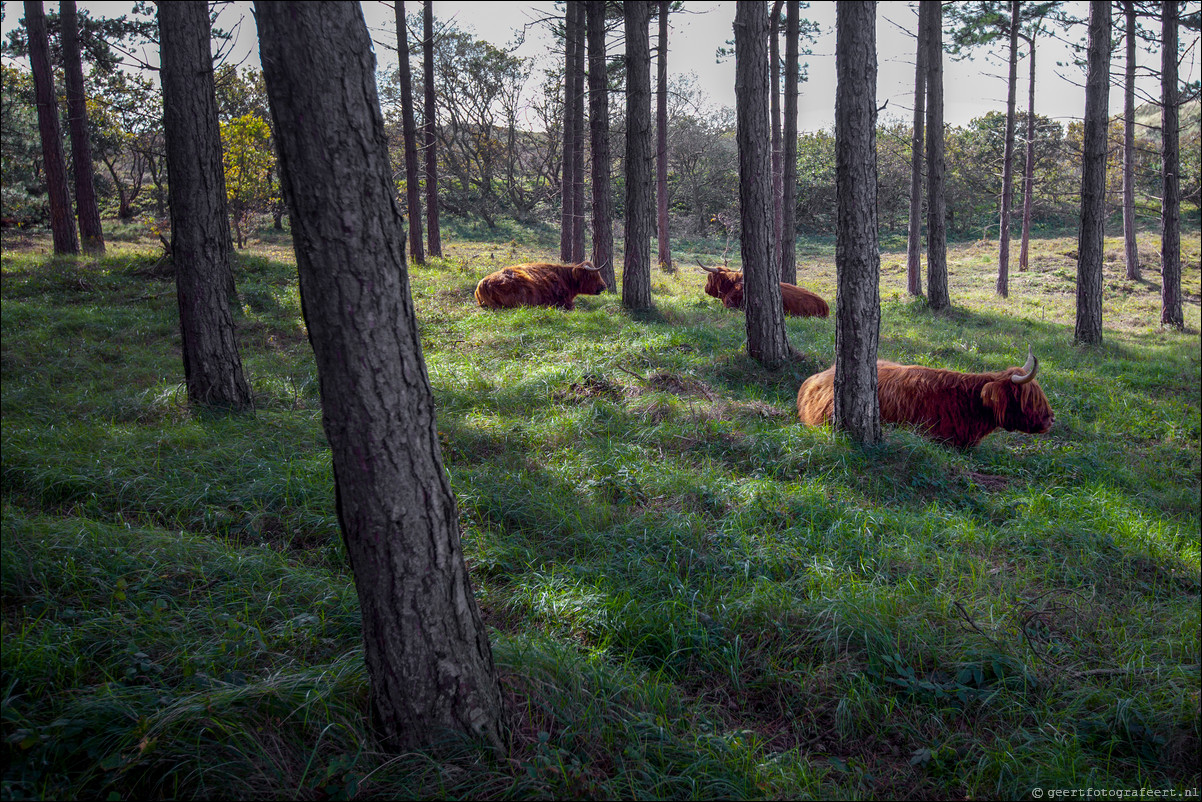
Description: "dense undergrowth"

(2, 224), (1199, 800)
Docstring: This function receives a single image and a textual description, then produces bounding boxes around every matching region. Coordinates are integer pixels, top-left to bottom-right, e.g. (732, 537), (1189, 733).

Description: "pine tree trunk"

(24, 0), (78, 255)
(736, 0), (790, 369)
(924, 0), (948, 310)
(1019, 31), (1036, 271)
(834, 0), (881, 445)
(423, 0), (442, 257)
(623, 0), (654, 311)
(570, 1), (587, 263)
(996, 0), (1020, 298)
(1122, 0), (1140, 280)
(587, 0), (615, 292)
(61, 0), (104, 254)
(656, 0), (672, 272)
(255, 0), (507, 754)
(396, 0), (425, 265)
(560, 4), (577, 262)
(770, 0), (785, 274)
(1074, 0), (1110, 345)
(781, 0), (800, 286)
(906, 1), (927, 296)
(1160, 0), (1183, 329)
(159, 0), (252, 413)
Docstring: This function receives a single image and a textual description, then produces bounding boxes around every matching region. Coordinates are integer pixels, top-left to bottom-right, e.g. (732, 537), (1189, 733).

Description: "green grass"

(2, 225), (1199, 800)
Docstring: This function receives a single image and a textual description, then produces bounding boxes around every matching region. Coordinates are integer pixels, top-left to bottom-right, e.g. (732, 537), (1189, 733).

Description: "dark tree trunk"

(1019, 27), (1037, 271)
(396, 0), (425, 265)
(623, 0), (654, 310)
(736, 0), (790, 369)
(996, 0), (1020, 297)
(255, 0), (507, 754)
(570, 1), (586, 262)
(656, 0), (672, 271)
(924, 0), (949, 311)
(61, 0), (104, 254)
(561, 3), (578, 262)
(24, 0), (78, 255)
(1122, 0), (1139, 280)
(834, 0), (881, 445)
(423, 0), (442, 257)
(159, 0), (252, 413)
(781, 0), (799, 285)
(1160, 0), (1183, 328)
(770, 0), (785, 273)
(1074, 0), (1110, 345)
(587, 0), (615, 291)
(906, 0), (927, 296)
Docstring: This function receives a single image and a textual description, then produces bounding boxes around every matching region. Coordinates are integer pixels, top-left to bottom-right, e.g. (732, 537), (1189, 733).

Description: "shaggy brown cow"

(796, 349), (1054, 448)
(474, 260), (606, 310)
(699, 265), (829, 318)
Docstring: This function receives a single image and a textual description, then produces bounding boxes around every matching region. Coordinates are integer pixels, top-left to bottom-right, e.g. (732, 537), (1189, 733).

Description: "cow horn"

(1011, 346), (1038, 384)
(579, 260), (603, 271)
(697, 261), (719, 274)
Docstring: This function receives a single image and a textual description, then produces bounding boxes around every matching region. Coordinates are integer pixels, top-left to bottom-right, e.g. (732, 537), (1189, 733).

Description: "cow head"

(699, 264), (742, 300)
(571, 260), (607, 295)
(979, 348), (1055, 435)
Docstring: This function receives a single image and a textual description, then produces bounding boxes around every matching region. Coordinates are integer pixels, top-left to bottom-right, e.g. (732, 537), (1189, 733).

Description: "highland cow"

(699, 265), (829, 318)
(474, 260), (606, 310)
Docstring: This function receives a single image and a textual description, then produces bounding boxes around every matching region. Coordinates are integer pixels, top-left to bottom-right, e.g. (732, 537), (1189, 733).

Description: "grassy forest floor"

(2, 222), (1200, 800)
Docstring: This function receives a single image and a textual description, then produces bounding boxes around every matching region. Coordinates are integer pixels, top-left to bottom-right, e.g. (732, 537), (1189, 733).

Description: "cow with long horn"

(699, 264), (829, 318)
(797, 348), (1054, 448)
(474, 260), (607, 310)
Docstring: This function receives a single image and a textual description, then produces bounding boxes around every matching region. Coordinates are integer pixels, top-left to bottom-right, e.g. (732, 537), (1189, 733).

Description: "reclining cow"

(699, 265), (829, 318)
(475, 260), (606, 310)
(796, 349), (1054, 448)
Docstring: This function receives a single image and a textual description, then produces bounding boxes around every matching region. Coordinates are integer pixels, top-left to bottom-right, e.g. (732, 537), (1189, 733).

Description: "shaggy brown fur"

(797, 358), (1054, 448)
(475, 260), (606, 310)
(701, 267), (829, 318)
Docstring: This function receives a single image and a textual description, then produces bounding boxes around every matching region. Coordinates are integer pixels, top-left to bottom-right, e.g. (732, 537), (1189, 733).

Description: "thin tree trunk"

(159, 0), (252, 412)
(834, 0), (881, 445)
(924, 0), (948, 310)
(1122, 0), (1140, 280)
(1160, 0), (1183, 328)
(24, 0), (78, 255)
(656, 0), (672, 271)
(587, 0), (615, 292)
(561, 4), (577, 262)
(396, 0), (424, 265)
(61, 0), (104, 254)
(255, 0), (506, 754)
(906, 0), (927, 295)
(623, 0), (654, 310)
(736, 0), (790, 369)
(1019, 29), (1036, 271)
(996, 0), (1020, 297)
(770, 0), (785, 273)
(423, 0), (442, 257)
(1074, 0), (1110, 345)
(781, 0), (800, 285)
(570, 1), (586, 262)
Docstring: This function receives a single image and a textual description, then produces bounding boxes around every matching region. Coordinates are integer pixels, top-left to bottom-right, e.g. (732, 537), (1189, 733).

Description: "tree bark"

(423, 0), (442, 257)
(770, 0), (785, 274)
(61, 0), (104, 254)
(623, 0), (654, 310)
(834, 0), (881, 445)
(560, 3), (578, 262)
(587, 0), (615, 291)
(736, 0), (790, 369)
(1019, 26), (1037, 271)
(570, 1), (586, 262)
(255, 0), (506, 754)
(24, 0), (79, 255)
(906, 1), (927, 296)
(924, 0), (949, 311)
(1160, 0), (1183, 329)
(1074, 0), (1110, 345)
(396, 0), (425, 265)
(656, 0), (672, 271)
(1122, 0), (1139, 280)
(159, 0), (253, 413)
(996, 0), (1020, 297)
(781, 0), (800, 285)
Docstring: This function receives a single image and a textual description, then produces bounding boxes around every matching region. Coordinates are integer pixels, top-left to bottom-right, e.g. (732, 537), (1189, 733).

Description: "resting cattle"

(796, 349), (1054, 448)
(699, 265), (829, 318)
(474, 260), (606, 310)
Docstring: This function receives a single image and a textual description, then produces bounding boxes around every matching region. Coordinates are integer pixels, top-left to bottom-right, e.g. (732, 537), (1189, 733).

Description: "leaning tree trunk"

(1074, 0), (1110, 346)
(924, 0), (949, 310)
(159, 0), (253, 413)
(255, 0), (507, 754)
(623, 0), (654, 311)
(996, 0), (1020, 298)
(560, 3), (578, 262)
(587, 0), (615, 292)
(833, 0), (881, 445)
(1122, 0), (1139, 280)
(736, 0), (790, 369)
(570, 0), (586, 263)
(396, 0), (424, 265)
(1019, 28), (1037, 271)
(656, 0), (672, 271)
(61, 0), (104, 254)
(781, 0), (800, 285)
(1160, 0), (1183, 329)
(24, 0), (78, 255)
(423, 0), (442, 257)
(906, 0), (927, 296)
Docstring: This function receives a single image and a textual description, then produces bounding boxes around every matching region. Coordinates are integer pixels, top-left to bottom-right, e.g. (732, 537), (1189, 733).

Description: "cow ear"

(980, 381), (1009, 426)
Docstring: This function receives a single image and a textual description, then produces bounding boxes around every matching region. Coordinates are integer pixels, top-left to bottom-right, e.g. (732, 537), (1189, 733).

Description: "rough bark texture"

(587, 0), (615, 291)
(996, 0), (1020, 297)
(906, 1), (927, 296)
(623, 0), (654, 311)
(570, 1), (586, 263)
(1019, 28), (1036, 271)
(781, 0), (800, 285)
(924, 0), (949, 311)
(255, 0), (506, 754)
(834, 0), (881, 445)
(25, 0), (79, 255)
(656, 0), (672, 271)
(736, 0), (790, 369)
(1122, 0), (1139, 280)
(159, 0), (252, 413)
(1160, 0), (1183, 329)
(396, 0), (424, 265)
(1075, 0), (1110, 345)
(770, 0), (785, 274)
(423, 0), (442, 257)
(561, 4), (578, 262)
(61, 0), (105, 254)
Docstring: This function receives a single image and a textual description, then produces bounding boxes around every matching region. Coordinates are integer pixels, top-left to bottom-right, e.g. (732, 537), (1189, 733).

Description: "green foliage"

(221, 115), (278, 249)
